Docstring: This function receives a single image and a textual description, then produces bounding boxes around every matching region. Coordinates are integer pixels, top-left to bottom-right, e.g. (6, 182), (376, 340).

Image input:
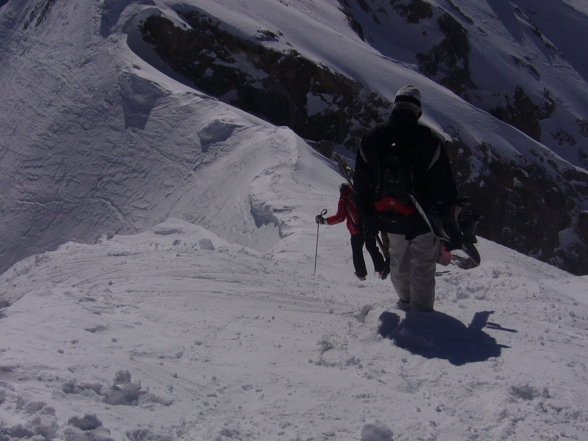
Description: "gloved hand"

(315, 215), (326, 225)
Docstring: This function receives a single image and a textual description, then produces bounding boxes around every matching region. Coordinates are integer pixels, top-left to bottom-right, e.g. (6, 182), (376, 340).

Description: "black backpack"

(371, 126), (431, 218)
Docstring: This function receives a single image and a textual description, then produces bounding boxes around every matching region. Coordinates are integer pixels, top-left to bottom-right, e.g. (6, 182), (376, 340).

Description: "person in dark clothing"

(316, 183), (386, 280)
(353, 85), (459, 311)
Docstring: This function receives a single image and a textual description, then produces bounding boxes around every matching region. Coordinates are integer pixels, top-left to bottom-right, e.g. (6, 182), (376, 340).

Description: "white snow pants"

(386, 232), (439, 312)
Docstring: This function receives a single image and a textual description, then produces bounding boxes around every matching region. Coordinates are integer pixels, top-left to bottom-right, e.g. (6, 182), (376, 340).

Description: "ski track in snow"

(1, 218), (587, 440)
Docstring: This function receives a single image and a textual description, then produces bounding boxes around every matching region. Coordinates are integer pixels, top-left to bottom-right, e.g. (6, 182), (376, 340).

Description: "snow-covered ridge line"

(0, 0), (341, 276)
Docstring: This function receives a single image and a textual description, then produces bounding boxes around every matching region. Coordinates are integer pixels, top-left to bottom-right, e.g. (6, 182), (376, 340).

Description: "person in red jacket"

(316, 183), (386, 280)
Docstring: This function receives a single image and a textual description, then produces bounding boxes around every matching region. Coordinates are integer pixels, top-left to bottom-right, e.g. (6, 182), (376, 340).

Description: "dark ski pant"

(351, 232), (386, 278)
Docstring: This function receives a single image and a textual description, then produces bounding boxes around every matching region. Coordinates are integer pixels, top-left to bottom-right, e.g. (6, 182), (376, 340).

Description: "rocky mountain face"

(343, 0), (571, 144)
(139, 11), (391, 151)
(137, 3), (588, 275)
(445, 135), (588, 276)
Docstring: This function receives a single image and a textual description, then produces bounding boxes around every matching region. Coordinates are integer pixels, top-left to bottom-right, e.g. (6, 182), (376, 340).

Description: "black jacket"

(353, 110), (458, 236)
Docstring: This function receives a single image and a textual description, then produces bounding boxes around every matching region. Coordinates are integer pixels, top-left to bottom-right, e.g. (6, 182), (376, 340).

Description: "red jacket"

(327, 188), (362, 235)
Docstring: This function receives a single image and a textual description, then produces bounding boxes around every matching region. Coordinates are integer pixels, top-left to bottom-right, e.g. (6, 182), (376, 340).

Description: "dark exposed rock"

(443, 0), (474, 24)
(416, 13), (475, 96)
(511, 55), (540, 78)
(344, 0), (574, 160)
(339, 0), (366, 40)
(390, 0), (433, 24)
(530, 22), (557, 51)
(489, 85), (543, 142)
(577, 119), (588, 137)
(575, 119), (588, 167)
(551, 129), (575, 146)
(445, 133), (588, 275)
(23, 0), (58, 29)
(307, 140), (335, 159)
(139, 11), (390, 149)
(355, 0), (371, 14)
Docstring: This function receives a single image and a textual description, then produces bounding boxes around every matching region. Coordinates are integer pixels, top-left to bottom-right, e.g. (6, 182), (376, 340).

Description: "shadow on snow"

(378, 310), (513, 366)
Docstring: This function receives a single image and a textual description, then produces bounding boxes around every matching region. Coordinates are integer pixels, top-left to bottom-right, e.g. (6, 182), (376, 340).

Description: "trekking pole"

(314, 209), (327, 275)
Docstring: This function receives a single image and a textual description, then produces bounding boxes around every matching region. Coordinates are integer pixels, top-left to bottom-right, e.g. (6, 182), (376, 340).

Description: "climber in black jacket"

(353, 85), (459, 312)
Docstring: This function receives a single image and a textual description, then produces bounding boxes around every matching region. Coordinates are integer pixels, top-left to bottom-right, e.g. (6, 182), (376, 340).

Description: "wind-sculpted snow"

(0, 0), (327, 274)
(119, 68), (170, 129)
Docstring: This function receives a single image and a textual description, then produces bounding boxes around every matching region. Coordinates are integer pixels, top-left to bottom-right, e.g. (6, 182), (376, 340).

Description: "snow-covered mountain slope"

(1, 0), (587, 276)
(1, 1), (588, 439)
(0, 0), (333, 274)
(347, 0), (588, 159)
(150, 0), (588, 167)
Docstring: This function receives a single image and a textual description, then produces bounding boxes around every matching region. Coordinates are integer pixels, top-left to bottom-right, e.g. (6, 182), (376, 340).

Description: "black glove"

(316, 215), (326, 225)
(442, 234), (463, 252)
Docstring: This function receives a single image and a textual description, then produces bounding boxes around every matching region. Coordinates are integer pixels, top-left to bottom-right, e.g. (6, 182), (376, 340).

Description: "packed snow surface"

(1, 216), (588, 440)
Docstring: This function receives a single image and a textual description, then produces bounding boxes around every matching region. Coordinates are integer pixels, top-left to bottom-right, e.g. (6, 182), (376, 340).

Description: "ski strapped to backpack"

(333, 154), (353, 187)
(409, 194), (481, 267)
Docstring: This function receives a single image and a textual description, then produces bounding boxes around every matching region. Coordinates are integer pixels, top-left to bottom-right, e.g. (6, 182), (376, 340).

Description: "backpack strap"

(374, 197), (416, 215)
